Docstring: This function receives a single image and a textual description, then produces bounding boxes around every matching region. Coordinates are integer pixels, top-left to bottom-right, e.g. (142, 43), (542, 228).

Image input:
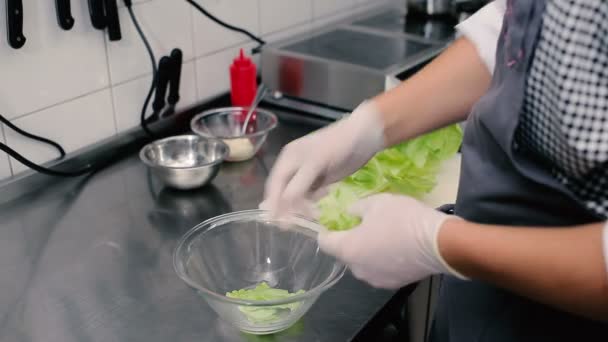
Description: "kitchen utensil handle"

(241, 84), (267, 135)
(55, 0), (74, 30)
(437, 203), (455, 215)
(153, 56), (172, 112)
(104, 0), (121, 41)
(88, 0), (106, 29)
(167, 49), (183, 106)
(6, 0), (26, 49)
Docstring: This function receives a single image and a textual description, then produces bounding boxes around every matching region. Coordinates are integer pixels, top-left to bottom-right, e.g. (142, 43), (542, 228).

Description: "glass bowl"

(173, 210), (346, 335)
(190, 107), (278, 162)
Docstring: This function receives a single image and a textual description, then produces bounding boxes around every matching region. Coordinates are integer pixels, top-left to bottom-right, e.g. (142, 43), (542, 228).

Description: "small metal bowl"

(140, 135), (229, 190)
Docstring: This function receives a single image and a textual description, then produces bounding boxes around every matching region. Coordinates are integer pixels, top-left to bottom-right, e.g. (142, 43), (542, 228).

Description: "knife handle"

(104, 0), (121, 41)
(55, 0), (74, 30)
(88, 0), (106, 29)
(437, 204), (455, 215)
(6, 0), (26, 49)
(153, 57), (173, 112)
(167, 49), (183, 106)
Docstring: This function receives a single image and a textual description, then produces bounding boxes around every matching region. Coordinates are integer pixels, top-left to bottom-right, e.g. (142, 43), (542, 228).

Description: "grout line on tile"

(193, 39), (251, 60)
(312, 2), (356, 21)
(188, 0), (200, 100)
(10, 87), (111, 122)
(192, 54), (200, 101)
(110, 73), (151, 88)
(110, 56), (195, 89)
(309, 0), (315, 27)
(257, 0), (262, 36)
(353, 1), (390, 13)
(260, 20), (312, 40)
(10, 90), (108, 122)
(103, 31), (120, 134)
(188, 0), (197, 66)
(108, 86), (120, 136)
(1, 124), (15, 176)
(133, 0), (153, 7)
(117, 0), (153, 9)
(310, 5), (367, 29)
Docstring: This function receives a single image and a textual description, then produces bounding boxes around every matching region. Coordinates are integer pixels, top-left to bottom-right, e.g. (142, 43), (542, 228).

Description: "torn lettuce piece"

(226, 282), (305, 323)
(318, 124), (463, 231)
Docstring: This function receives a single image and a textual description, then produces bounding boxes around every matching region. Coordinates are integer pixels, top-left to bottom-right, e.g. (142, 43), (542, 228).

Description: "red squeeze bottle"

(230, 49), (257, 122)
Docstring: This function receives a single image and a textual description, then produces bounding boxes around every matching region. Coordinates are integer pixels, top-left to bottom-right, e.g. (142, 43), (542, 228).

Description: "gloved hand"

(263, 101), (385, 215)
(318, 194), (468, 289)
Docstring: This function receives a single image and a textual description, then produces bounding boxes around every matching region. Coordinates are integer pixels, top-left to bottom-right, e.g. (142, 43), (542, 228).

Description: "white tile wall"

(192, 0), (260, 57)
(5, 90), (116, 174)
(0, 127), (11, 179)
(107, 0), (195, 84)
(312, 0), (354, 19)
(112, 61), (198, 131)
(310, 0), (396, 30)
(356, 0), (383, 5)
(0, 0), (108, 119)
(118, 0), (149, 7)
(0, 0), (395, 180)
(196, 44), (256, 100)
(263, 21), (313, 45)
(0, 154), (10, 179)
(259, 0), (313, 35)
(358, 0), (400, 10)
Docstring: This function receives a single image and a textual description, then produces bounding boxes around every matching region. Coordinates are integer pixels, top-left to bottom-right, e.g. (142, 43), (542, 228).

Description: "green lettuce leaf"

(226, 282), (305, 324)
(318, 124), (463, 231)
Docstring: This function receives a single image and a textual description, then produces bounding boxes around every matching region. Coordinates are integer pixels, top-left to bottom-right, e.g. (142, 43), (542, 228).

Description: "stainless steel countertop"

(0, 109), (397, 342)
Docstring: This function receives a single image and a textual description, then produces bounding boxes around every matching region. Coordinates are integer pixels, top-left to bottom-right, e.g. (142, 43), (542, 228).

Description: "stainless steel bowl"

(140, 135), (229, 190)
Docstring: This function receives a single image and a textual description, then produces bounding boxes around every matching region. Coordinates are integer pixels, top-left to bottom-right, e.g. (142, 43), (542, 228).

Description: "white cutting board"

(420, 154), (462, 208)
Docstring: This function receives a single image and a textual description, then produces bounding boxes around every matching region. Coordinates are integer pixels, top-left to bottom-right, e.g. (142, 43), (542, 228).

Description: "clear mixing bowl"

(173, 210), (346, 335)
(190, 107), (278, 162)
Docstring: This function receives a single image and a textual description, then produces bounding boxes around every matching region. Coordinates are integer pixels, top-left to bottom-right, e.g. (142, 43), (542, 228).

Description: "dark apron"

(429, 1), (608, 341)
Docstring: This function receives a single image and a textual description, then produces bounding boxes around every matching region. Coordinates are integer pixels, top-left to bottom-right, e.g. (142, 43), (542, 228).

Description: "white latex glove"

(318, 194), (468, 289)
(263, 101), (385, 215)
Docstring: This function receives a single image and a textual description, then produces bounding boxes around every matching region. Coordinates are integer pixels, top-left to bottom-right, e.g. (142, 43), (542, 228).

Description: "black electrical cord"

(0, 113), (103, 177)
(0, 142), (98, 177)
(0, 114), (66, 157)
(185, 0), (265, 53)
(0, 0), (157, 178)
(129, 0), (265, 137)
(0, 0), (265, 179)
(125, 0), (158, 138)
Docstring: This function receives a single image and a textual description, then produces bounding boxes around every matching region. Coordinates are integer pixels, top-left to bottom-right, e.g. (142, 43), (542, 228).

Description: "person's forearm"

(439, 219), (608, 321)
(373, 37), (491, 146)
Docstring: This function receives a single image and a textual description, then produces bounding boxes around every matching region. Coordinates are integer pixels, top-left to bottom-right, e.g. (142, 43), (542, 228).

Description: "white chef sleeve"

(603, 222), (608, 278)
(455, 0), (506, 73)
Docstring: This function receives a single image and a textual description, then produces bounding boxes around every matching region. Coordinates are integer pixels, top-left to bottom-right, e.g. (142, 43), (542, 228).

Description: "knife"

(167, 49), (183, 106)
(6, 0), (26, 49)
(88, 0), (106, 29)
(160, 49), (183, 118)
(153, 56), (173, 113)
(104, 0), (121, 41)
(55, 0), (74, 30)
